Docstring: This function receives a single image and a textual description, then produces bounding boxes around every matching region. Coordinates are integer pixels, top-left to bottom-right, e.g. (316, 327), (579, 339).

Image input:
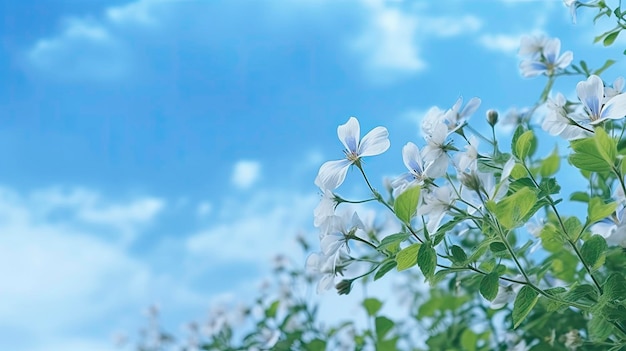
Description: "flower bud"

(487, 109), (499, 127)
(335, 279), (353, 295)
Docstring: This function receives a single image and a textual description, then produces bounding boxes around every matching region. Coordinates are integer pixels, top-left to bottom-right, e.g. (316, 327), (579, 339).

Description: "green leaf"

(539, 177), (561, 197)
(580, 235), (608, 270)
(569, 130), (617, 172)
(593, 59), (616, 75)
(603, 273), (626, 301)
(450, 245), (467, 265)
(363, 298), (383, 316)
(588, 315), (613, 341)
(460, 329), (478, 351)
(587, 197), (617, 223)
(540, 224), (564, 252)
(378, 232), (410, 251)
(570, 191), (590, 203)
(491, 187), (538, 229)
(374, 260), (397, 281)
(563, 284), (598, 303)
(512, 285), (540, 329)
(375, 316), (394, 339)
(515, 130), (535, 160)
(393, 185), (421, 223)
(396, 243), (420, 271)
(563, 216), (583, 241)
(266, 300), (280, 318)
(417, 243), (436, 279)
(594, 126), (617, 163)
(604, 31), (620, 46)
(511, 125), (524, 158)
(479, 272), (500, 301)
(489, 241), (507, 253)
(305, 339), (326, 351)
(539, 147), (560, 177)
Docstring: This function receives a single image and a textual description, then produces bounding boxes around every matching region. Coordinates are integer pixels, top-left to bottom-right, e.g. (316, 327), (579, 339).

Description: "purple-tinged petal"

(543, 38), (560, 63)
(600, 93), (626, 121)
(337, 117), (360, 153)
(577, 75), (604, 121)
(402, 142), (423, 175)
(520, 60), (548, 77)
(315, 159), (352, 190)
(359, 126), (390, 157)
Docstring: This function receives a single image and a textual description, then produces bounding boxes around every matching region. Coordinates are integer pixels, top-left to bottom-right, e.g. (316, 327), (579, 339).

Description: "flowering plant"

(307, 2), (626, 350)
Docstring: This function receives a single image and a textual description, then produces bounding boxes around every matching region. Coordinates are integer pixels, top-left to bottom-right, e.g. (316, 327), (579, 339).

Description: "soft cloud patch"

(185, 190), (317, 262)
(352, 1), (483, 82)
(231, 160), (261, 190)
(478, 33), (523, 54)
(353, 3), (425, 77)
(26, 17), (129, 82)
(0, 186), (162, 350)
(29, 187), (165, 244)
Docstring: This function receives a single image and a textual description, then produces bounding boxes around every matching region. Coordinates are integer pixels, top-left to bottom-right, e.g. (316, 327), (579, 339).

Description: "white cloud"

(29, 187), (165, 244)
(352, 2), (425, 78)
(421, 15), (482, 37)
(0, 185), (206, 351)
(352, 2), (483, 82)
(478, 33), (523, 54)
(231, 160), (261, 190)
(186, 190), (317, 262)
(26, 17), (129, 82)
(196, 201), (213, 217)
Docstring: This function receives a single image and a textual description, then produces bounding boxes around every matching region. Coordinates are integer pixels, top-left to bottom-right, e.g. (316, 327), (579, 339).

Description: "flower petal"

(556, 50), (573, 69)
(600, 93), (626, 121)
(315, 159), (351, 190)
(402, 142), (423, 174)
(359, 126), (390, 157)
(461, 97), (481, 118)
(337, 117), (360, 153)
(577, 75), (603, 120)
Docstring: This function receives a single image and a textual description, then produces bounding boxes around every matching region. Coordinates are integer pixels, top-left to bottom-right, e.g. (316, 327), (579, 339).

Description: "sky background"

(1, 0), (625, 350)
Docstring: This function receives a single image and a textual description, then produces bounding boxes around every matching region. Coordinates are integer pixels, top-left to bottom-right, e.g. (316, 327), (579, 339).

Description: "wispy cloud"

(231, 160), (261, 190)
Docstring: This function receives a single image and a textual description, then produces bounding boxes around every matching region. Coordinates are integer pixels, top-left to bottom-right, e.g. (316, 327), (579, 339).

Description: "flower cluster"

(309, 31), (626, 349)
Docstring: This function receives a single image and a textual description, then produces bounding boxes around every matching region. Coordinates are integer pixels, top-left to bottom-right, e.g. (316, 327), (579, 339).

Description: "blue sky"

(1, 0), (625, 350)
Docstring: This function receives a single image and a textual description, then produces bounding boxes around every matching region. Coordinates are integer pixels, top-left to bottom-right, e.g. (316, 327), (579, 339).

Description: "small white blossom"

(315, 117), (390, 190)
(604, 76), (624, 102)
(576, 75), (626, 125)
(518, 35), (550, 57)
(455, 135), (479, 172)
(519, 37), (573, 77)
(590, 207), (626, 247)
(422, 121), (449, 178)
(542, 93), (588, 140)
(314, 189), (339, 227)
(417, 184), (457, 233)
(392, 142), (429, 191)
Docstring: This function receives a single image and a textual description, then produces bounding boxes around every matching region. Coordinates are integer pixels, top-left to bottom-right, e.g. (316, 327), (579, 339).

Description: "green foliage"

(393, 185), (420, 223)
(512, 286), (540, 329)
(396, 243), (420, 272)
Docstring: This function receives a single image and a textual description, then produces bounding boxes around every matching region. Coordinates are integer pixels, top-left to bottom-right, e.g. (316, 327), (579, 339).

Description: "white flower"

(542, 93), (588, 140)
(590, 207), (626, 247)
(421, 106), (447, 137)
(315, 117), (390, 190)
(519, 37), (573, 77)
(392, 142), (429, 191)
(422, 121), (449, 178)
(455, 135), (479, 172)
(320, 212), (363, 255)
(518, 35), (550, 57)
(314, 189), (339, 227)
(577, 75), (626, 124)
(491, 281), (523, 309)
(417, 184), (456, 233)
(443, 96), (481, 133)
(462, 158), (514, 214)
(563, 0), (578, 24)
(605, 76), (625, 102)
(305, 252), (337, 293)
